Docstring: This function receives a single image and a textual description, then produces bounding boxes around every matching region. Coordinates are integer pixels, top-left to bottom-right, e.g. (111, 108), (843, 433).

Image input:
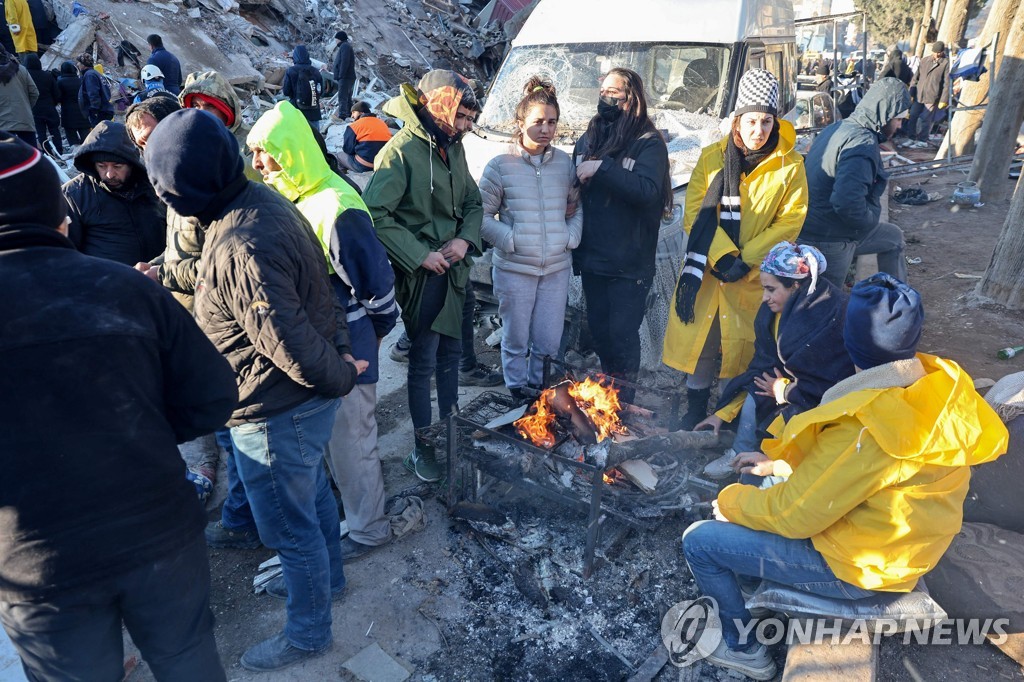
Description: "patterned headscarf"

(760, 242), (827, 295)
(417, 70), (478, 137)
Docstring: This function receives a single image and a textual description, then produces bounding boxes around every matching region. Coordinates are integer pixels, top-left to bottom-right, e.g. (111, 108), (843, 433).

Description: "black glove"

(709, 254), (751, 282)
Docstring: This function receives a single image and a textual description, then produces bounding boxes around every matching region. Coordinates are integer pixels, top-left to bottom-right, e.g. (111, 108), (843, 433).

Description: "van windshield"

(476, 42), (734, 140)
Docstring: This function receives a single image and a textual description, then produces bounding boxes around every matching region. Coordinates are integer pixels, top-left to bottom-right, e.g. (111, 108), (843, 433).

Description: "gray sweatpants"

(492, 266), (570, 389)
(325, 383), (390, 545)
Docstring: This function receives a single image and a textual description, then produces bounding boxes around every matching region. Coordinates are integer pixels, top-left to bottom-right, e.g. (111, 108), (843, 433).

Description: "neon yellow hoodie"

(717, 354), (1008, 592)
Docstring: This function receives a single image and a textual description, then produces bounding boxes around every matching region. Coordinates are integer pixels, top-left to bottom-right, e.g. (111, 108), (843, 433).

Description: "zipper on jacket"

(535, 152), (547, 269)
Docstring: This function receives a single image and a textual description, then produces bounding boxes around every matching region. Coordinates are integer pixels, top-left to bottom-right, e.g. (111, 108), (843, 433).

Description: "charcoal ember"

(549, 584), (584, 610)
(451, 501), (509, 526)
(512, 559), (549, 609)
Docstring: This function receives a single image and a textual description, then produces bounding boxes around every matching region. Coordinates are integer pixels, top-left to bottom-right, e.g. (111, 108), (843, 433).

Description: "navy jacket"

(146, 46), (182, 95)
(0, 224), (236, 600)
(332, 39), (355, 81)
(716, 277), (854, 433)
(283, 46), (323, 122)
(800, 78), (910, 243)
(77, 67), (115, 125)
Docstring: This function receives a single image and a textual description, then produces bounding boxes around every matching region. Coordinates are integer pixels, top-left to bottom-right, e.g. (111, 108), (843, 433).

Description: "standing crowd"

(0, 22), (1009, 682)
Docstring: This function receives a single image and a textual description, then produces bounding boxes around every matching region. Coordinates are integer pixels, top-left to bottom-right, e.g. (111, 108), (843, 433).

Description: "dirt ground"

(123, 171), (1024, 682)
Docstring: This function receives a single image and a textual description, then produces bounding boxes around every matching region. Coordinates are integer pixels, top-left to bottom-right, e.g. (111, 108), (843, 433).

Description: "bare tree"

(978, 174), (1024, 307)
(937, 0), (1015, 157)
(937, 0), (971, 47)
(968, 2), (1024, 202)
(909, 17), (923, 50)
(916, 0), (936, 56)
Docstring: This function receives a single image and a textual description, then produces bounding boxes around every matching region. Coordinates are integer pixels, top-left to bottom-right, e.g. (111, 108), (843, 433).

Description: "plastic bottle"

(997, 345), (1024, 360)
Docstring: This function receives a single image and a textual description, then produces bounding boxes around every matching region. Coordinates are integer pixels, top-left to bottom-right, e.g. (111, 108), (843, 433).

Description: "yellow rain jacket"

(718, 354), (1008, 592)
(662, 120), (807, 378)
(5, 0), (37, 54)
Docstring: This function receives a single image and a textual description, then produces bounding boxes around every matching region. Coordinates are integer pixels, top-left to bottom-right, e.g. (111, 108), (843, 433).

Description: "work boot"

(404, 438), (442, 483)
(205, 520), (262, 549)
(679, 388), (711, 430)
(240, 632), (331, 672)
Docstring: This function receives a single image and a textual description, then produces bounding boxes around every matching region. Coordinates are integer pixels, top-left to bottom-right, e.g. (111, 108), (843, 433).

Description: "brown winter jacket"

(193, 181), (358, 425)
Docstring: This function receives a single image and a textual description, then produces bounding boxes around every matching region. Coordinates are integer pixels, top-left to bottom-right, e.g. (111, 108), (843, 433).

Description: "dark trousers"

(11, 130), (38, 148)
(461, 280), (479, 372)
(336, 78), (355, 118)
(581, 272), (651, 383)
(64, 126), (89, 145)
(0, 533), (225, 682)
(905, 102), (941, 142)
(406, 273), (461, 430)
(87, 110), (114, 128)
(34, 114), (63, 154)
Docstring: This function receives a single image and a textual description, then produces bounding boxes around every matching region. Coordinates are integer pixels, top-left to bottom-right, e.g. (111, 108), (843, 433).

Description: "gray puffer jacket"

(479, 145), (582, 276)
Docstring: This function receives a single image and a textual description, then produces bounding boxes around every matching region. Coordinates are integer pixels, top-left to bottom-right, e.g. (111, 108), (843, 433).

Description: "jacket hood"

(247, 101), (338, 202)
(60, 61), (78, 77)
(292, 45), (311, 65)
(73, 121), (147, 179)
(848, 77), (911, 137)
(23, 54), (42, 71)
(179, 71), (243, 133)
(788, 354), (1007, 468)
(381, 84), (430, 142)
(145, 108), (245, 219)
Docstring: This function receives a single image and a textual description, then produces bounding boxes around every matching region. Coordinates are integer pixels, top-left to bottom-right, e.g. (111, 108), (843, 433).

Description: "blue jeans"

(682, 520), (875, 649)
(407, 273), (462, 430)
(733, 393), (760, 453)
(229, 396), (344, 651)
(216, 428), (256, 531)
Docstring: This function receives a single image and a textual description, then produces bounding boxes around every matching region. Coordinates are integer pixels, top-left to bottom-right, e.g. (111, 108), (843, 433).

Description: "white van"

(464, 0), (798, 370)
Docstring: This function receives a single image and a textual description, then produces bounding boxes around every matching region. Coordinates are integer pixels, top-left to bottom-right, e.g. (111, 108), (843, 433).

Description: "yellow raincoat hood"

(718, 354), (1008, 591)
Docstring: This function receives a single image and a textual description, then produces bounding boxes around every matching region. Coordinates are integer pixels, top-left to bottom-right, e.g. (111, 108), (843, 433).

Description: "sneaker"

(703, 448), (737, 480)
(240, 632), (331, 672)
(389, 339), (410, 363)
(459, 362), (504, 387)
(205, 520), (262, 549)
(404, 442), (442, 483)
(339, 534), (391, 562)
(263, 575), (345, 602)
(704, 640), (776, 681)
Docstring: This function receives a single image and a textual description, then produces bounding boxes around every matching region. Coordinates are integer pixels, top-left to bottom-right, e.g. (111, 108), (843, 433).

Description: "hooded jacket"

(146, 45), (182, 95)
(0, 52), (35, 132)
(713, 277), (854, 429)
(718, 354), (1008, 592)
(23, 53), (56, 119)
(4, 0), (35, 53)
(800, 78), (910, 244)
(282, 45), (323, 122)
(0, 222), (236, 601)
(77, 65), (114, 124)
(248, 102), (398, 384)
(479, 143), (582, 276)
(363, 83), (483, 339)
(56, 61), (89, 130)
(146, 108), (358, 425)
(662, 120), (808, 378)
(63, 121), (166, 265)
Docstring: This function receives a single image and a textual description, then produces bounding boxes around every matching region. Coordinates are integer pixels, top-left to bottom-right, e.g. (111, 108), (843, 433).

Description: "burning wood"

(515, 378), (628, 447)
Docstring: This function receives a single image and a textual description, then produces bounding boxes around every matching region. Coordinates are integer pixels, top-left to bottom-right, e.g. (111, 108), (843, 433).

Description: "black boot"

(679, 388), (711, 430)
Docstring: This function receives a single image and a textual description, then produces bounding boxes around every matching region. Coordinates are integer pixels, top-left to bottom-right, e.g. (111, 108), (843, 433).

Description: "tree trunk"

(916, 0), (936, 56)
(968, 2), (1024, 202)
(938, 0), (971, 47)
(909, 18), (922, 52)
(978, 174), (1024, 307)
(936, 0), (1016, 157)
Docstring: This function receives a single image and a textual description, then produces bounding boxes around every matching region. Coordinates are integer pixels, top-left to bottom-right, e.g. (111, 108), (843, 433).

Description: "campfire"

(514, 378), (629, 448)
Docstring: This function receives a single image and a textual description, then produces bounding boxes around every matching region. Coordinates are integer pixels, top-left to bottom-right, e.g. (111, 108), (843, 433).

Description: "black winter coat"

(77, 67), (114, 124)
(56, 64), (90, 130)
(332, 40), (355, 80)
(572, 129), (669, 279)
(715, 277), (855, 433)
(800, 78), (910, 243)
(0, 224), (236, 601)
(910, 53), (949, 106)
(24, 54), (58, 119)
(283, 46), (323, 122)
(194, 182), (358, 425)
(62, 121), (166, 265)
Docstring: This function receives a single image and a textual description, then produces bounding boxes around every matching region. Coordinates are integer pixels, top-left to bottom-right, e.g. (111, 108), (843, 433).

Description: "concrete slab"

(782, 636), (877, 682)
(342, 642), (412, 682)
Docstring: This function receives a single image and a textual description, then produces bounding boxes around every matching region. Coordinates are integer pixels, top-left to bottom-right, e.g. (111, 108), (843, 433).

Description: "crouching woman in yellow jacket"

(680, 274), (1008, 681)
(662, 69), (807, 429)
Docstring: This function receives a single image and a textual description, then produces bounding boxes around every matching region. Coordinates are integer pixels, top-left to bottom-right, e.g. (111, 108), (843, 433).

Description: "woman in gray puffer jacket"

(479, 77), (582, 402)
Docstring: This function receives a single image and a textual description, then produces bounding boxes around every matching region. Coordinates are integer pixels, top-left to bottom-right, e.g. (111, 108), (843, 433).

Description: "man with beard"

(62, 120), (165, 265)
(798, 77), (911, 289)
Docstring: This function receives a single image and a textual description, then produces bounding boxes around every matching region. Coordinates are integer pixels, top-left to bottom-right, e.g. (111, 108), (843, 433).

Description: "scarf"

(674, 124), (779, 323)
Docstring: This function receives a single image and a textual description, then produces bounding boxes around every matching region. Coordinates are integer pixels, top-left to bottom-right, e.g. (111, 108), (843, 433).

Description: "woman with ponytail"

(479, 76), (582, 403)
(572, 67), (671, 392)
(663, 69), (808, 429)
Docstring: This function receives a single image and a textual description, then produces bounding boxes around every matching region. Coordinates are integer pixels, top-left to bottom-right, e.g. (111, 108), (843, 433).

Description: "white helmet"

(140, 64), (164, 81)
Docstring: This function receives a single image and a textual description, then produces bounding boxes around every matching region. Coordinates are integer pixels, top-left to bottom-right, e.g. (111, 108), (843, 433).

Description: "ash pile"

(411, 370), (735, 679)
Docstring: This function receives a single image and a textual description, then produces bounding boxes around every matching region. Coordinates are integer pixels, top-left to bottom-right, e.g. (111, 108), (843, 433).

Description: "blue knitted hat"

(844, 273), (924, 370)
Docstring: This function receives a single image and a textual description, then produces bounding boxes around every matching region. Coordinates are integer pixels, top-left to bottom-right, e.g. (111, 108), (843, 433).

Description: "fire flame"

(514, 378), (628, 447)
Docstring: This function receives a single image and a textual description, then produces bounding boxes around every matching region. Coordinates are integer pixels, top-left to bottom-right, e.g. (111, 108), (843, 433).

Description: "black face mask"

(597, 95), (624, 122)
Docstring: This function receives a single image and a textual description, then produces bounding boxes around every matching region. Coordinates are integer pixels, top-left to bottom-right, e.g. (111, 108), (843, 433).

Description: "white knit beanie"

(734, 69), (779, 117)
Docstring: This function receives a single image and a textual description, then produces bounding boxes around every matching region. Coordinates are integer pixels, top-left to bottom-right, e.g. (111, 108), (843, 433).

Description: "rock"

(187, 7), (201, 17)
(40, 16), (98, 71)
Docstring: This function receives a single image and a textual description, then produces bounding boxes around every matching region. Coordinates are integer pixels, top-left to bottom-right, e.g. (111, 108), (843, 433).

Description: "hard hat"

(140, 64), (165, 81)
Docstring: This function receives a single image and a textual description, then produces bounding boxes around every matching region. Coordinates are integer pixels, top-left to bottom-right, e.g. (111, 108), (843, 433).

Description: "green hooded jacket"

(247, 101), (369, 276)
(362, 83), (483, 339)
